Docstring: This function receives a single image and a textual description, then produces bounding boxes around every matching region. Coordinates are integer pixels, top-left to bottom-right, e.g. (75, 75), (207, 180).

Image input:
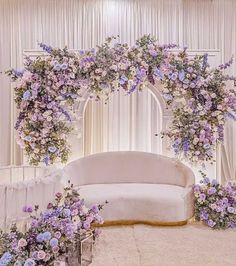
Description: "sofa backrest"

(63, 151), (195, 187)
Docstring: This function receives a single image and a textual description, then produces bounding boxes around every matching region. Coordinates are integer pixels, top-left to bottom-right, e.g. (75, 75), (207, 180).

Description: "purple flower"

(207, 187), (217, 195)
(170, 72), (178, 81)
(22, 206), (33, 213)
(23, 90), (31, 100)
(50, 238), (59, 247)
(203, 177), (210, 184)
(61, 63), (68, 70)
(199, 193), (206, 202)
(43, 231), (52, 241)
(207, 219), (216, 228)
(119, 74), (128, 85)
(227, 207), (235, 214)
(211, 179), (218, 186)
(24, 258), (36, 266)
(53, 64), (61, 71)
(0, 252), (13, 265)
(83, 221), (91, 230)
(178, 70), (185, 81)
(48, 146), (57, 153)
(31, 219), (38, 228)
(222, 197), (228, 204)
(13, 69), (24, 77)
(39, 42), (53, 54)
(63, 208), (71, 217)
(193, 184), (200, 192)
(149, 50), (157, 57)
(200, 211), (208, 220)
(187, 67), (193, 73)
(91, 204), (99, 214)
(154, 67), (163, 79)
(36, 233), (44, 243)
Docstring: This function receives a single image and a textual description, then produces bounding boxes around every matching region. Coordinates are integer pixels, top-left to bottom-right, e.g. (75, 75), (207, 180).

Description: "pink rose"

(44, 254), (51, 262)
(18, 238), (27, 248)
(37, 250), (46, 260)
(54, 231), (61, 239)
(71, 209), (78, 216)
(52, 246), (59, 253)
(54, 261), (66, 266)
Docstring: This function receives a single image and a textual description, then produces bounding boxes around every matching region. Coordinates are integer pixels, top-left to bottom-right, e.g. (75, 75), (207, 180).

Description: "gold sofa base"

(94, 219), (188, 227)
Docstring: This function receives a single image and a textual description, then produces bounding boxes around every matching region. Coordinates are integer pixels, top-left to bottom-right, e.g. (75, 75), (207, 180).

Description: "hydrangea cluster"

(194, 174), (236, 229)
(0, 183), (105, 265)
(7, 35), (236, 165)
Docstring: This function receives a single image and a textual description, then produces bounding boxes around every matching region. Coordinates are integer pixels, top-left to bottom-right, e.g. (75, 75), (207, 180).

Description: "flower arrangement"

(0, 183), (105, 265)
(6, 35), (236, 165)
(161, 50), (236, 163)
(193, 173), (236, 229)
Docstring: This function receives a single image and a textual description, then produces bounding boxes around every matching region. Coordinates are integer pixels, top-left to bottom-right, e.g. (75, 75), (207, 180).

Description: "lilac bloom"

(50, 238), (59, 247)
(199, 193), (206, 202)
(154, 67), (163, 80)
(23, 90), (31, 100)
(149, 50), (157, 57)
(0, 252), (13, 266)
(207, 187), (217, 195)
(91, 204), (99, 214)
(48, 146), (57, 153)
(24, 258), (36, 266)
(207, 219), (216, 228)
(43, 231), (52, 241)
(36, 233), (44, 243)
(178, 70), (185, 81)
(61, 63), (68, 70)
(200, 211), (208, 220)
(170, 72), (178, 81)
(222, 197), (228, 204)
(63, 209), (71, 217)
(39, 43), (53, 54)
(211, 179), (219, 186)
(227, 207), (235, 214)
(119, 74), (128, 85)
(53, 64), (61, 71)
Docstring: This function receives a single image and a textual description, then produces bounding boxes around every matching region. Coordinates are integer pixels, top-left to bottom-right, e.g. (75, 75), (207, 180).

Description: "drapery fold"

(0, 0), (235, 181)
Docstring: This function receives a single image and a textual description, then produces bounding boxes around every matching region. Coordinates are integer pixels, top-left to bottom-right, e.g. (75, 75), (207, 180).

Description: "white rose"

(47, 116), (52, 122)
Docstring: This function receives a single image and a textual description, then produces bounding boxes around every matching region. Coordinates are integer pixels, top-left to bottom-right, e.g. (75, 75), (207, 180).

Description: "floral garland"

(193, 174), (236, 229)
(7, 35), (236, 165)
(0, 183), (105, 265)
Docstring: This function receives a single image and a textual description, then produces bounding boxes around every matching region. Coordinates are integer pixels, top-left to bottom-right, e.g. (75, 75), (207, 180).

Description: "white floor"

(91, 224), (236, 266)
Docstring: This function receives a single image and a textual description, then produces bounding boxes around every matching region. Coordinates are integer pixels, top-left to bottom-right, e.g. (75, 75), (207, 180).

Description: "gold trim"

(93, 219), (188, 227)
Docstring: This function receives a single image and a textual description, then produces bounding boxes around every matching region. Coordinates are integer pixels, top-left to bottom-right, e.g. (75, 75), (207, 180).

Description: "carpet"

(91, 224), (236, 266)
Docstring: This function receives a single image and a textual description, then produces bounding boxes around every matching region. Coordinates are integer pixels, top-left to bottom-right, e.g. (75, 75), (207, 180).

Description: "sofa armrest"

(181, 186), (194, 219)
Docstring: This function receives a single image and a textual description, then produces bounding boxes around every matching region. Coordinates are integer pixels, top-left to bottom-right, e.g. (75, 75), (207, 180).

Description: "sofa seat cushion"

(77, 183), (193, 222)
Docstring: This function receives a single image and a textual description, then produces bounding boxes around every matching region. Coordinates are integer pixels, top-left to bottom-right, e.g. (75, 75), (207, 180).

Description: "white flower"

(47, 116), (52, 122)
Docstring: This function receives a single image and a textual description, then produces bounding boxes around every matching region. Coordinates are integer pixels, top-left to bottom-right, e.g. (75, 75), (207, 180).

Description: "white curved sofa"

(63, 151), (195, 226)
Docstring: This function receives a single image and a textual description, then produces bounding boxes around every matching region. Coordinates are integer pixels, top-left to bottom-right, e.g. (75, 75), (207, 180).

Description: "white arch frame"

(72, 81), (172, 160)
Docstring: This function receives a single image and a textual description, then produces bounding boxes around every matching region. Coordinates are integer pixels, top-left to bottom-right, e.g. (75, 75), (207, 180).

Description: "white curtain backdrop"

(84, 89), (161, 155)
(0, 0), (236, 181)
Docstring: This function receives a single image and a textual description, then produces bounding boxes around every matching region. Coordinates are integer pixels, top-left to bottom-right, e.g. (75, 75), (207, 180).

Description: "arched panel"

(73, 82), (171, 160)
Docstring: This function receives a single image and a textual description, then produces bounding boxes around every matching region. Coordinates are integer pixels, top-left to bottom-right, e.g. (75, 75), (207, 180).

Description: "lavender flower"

(207, 220), (216, 228)
(23, 90), (31, 100)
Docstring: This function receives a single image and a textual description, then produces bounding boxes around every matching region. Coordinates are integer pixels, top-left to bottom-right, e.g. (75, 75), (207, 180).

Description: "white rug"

(91, 224), (236, 266)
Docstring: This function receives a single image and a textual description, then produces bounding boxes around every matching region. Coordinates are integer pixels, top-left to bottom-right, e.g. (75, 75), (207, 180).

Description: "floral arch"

(7, 35), (236, 166)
